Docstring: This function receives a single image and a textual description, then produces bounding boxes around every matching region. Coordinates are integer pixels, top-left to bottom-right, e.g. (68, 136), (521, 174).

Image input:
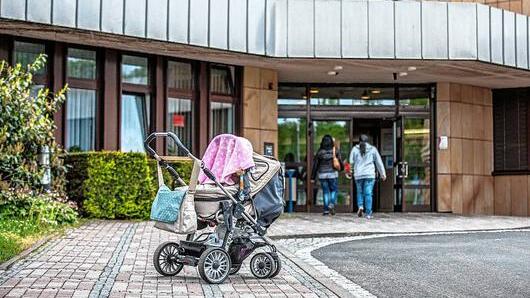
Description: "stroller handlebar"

(144, 132), (191, 159)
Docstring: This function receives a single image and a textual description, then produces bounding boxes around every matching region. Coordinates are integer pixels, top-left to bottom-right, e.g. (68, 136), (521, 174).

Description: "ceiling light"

(309, 88), (319, 94)
(399, 72), (408, 77)
(333, 65), (343, 71)
(370, 90), (381, 94)
(407, 66), (417, 71)
(361, 90), (370, 100)
(327, 71), (338, 76)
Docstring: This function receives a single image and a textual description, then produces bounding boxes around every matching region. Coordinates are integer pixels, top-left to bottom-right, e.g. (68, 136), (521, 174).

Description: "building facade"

(1, 0), (530, 216)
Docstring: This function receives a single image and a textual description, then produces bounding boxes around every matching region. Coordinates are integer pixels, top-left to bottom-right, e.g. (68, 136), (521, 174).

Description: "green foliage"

(0, 54), (68, 193)
(0, 191), (78, 227)
(64, 152), (193, 219)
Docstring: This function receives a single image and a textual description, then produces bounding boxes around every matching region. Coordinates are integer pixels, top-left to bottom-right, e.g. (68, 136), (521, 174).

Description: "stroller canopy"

(195, 152), (281, 199)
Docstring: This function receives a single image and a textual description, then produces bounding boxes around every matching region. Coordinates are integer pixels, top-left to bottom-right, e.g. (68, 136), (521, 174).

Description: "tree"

(0, 54), (67, 194)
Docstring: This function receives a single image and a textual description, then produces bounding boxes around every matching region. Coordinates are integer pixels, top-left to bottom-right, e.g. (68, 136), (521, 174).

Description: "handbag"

(152, 161), (198, 234)
(332, 146), (341, 171)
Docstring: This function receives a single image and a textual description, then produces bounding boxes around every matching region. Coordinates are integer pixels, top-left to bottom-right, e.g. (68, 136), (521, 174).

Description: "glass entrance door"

(311, 120), (352, 212)
(395, 116), (432, 211)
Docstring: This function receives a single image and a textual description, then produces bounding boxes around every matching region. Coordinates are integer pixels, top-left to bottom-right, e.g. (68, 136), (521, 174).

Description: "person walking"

(311, 135), (343, 215)
(349, 134), (386, 219)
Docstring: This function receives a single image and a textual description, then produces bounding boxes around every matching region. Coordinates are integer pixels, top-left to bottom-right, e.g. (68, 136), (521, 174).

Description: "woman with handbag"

(311, 135), (343, 215)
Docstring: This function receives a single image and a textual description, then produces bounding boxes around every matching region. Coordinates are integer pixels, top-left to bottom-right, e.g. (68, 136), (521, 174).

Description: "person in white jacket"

(349, 134), (386, 219)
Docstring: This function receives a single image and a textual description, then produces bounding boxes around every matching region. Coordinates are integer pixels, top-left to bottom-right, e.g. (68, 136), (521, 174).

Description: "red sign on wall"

(173, 114), (185, 127)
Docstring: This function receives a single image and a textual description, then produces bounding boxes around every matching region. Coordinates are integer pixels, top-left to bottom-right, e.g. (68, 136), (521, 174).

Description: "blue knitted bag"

(150, 162), (188, 223)
(150, 185), (187, 223)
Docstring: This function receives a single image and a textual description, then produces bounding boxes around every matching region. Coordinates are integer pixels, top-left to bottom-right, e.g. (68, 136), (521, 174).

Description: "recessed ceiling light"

(407, 66), (417, 71)
(327, 71), (338, 76)
(309, 88), (319, 94)
(333, 65), (343, 71)
(370, 90), (381, 94)
(399, 72), (408, 77)
(361, 90), (370, 100)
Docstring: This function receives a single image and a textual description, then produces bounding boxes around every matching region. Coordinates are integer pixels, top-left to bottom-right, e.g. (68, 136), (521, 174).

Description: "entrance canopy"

(2, 0), (530, 88)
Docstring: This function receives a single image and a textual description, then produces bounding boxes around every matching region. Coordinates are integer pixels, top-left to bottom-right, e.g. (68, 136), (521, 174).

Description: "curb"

(0, 234), (56, 271)
(269, 226), (530, 240)
(276, 243), (353, 298)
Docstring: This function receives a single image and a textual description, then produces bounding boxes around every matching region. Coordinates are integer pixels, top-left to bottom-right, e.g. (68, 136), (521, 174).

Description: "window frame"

(165, 58), (198, 155)
(119, 53), (153, 152)
(208, 64), (241, 140)
(64, 45), (101, 151)
(11, 38), (50, 87)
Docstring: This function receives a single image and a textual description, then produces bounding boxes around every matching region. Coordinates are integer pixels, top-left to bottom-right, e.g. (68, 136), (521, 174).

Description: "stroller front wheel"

(153, 242), (184, 276)
(250, 252), (276, 279)
(198, 248), (232, 284)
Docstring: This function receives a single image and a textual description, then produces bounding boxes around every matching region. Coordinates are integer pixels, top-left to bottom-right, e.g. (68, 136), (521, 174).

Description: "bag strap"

(188, 160), (200, 193)
(157, 161), (165, 187)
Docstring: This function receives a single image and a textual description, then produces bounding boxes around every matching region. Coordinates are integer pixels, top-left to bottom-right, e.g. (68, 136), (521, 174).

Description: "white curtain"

(209, 102), (234, 140)
(66, 89), (96, 151)
(121, 94), (150, 152)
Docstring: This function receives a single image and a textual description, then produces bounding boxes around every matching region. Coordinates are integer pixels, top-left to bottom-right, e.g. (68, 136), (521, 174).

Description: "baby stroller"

(144, 132), (284, 284)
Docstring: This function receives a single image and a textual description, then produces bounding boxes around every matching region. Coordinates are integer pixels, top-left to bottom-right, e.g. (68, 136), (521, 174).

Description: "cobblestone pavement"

(0, 221), (337, 298)
(268, 212), (530, 237)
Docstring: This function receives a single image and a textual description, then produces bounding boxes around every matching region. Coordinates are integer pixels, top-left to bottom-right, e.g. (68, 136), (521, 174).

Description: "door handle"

(397, 161), (408, 179)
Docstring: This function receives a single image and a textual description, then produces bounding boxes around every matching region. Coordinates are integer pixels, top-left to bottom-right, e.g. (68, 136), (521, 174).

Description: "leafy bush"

(64, 152), (193, 219)
(0, 191), (78, 226)
(0, 55), (67, 193)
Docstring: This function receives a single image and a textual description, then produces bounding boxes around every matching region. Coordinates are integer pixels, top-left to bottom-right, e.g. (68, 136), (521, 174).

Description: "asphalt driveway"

(312, 230), (530, 298)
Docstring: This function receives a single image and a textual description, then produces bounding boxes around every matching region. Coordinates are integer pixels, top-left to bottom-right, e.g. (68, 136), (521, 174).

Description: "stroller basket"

(144, 132), (284, 284)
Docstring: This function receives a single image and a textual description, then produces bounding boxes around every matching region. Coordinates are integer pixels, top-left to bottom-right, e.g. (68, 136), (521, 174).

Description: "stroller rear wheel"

(198, 248), (232, 284)
(153, 242), (184, 276)
(250, 252), (276, 279)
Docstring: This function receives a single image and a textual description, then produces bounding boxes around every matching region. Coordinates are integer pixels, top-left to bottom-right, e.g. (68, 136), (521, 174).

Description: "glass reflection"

(403, 118), (431, 206)
(278, 118), (308, 206)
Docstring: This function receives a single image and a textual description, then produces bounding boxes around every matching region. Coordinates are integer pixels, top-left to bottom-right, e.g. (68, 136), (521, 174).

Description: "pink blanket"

(199, 134), (255, 185)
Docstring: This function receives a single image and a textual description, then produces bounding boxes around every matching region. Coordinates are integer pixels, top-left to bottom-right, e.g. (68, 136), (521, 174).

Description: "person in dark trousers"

(349, 134), (386, 219)
(311, 135), (343, 215)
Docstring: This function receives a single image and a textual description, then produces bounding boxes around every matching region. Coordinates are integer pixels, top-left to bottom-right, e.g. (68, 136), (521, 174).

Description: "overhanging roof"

(1, 0), (530, 88)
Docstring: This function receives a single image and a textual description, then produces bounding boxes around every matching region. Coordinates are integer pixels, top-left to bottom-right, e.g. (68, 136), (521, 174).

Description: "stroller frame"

(145, 132), (281, 284)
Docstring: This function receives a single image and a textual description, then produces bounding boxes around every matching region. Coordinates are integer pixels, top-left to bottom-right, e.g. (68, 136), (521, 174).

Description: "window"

(167, 61), (195, 155)
(209, 64), (238, 139)
(210, 102), (235, 137)
(67, 48), (96, 80)
(210, 65), (235, 95)
(13, 41), (47, 93)
(122, 55), (149, 85)
(493, 89), (529, 172)
(121, 55), (151, 152)
(65, 48), (98, 151)
(13, 41), (46, 75)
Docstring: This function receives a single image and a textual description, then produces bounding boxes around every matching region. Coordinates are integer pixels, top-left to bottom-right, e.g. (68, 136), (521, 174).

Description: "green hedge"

(64, 152), (193, 219)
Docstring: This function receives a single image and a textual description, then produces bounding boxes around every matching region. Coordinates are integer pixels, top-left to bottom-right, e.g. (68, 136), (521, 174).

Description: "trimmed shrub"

(64, 152), (193, 219)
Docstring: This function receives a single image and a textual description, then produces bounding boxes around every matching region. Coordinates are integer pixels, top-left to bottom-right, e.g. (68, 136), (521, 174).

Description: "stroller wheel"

(153, 242), (184, 276)
(229, 264), (242, 275)
(269, 254), (282, 278)
(250, 252), (276, 279)
(198, 248), (232, 284)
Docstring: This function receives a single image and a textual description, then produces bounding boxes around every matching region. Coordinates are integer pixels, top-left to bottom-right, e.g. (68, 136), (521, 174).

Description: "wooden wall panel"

(511, 176), (528, 216)
(451, 174), (463, 214)
(438, 174), (452, 212)
(462, 175), (475, 214)
(494, 176), (511, 215)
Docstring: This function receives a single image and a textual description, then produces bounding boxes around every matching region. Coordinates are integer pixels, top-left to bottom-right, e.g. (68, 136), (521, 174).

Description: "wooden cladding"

(493, 88), (530, 172)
